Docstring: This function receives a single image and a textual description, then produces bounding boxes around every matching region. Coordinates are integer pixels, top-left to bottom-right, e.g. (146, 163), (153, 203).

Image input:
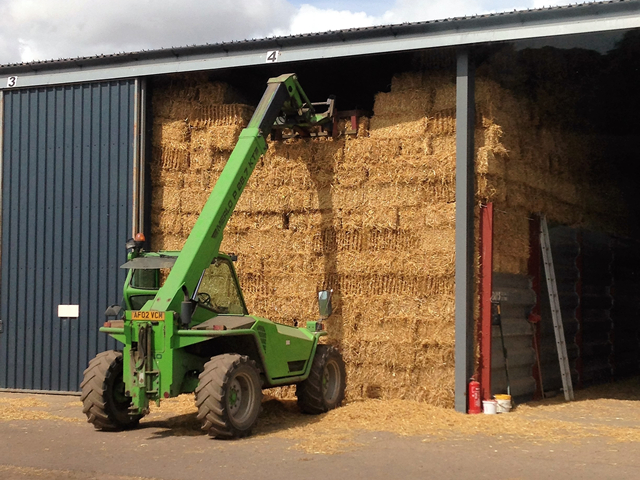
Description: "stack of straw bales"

(149, 64), (625, 406)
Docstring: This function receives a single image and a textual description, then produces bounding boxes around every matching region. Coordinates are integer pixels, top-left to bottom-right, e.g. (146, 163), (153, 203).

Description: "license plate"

(131, 311), (165, 321)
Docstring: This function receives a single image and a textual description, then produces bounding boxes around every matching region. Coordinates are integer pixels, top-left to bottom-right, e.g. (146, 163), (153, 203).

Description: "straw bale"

(152, 234), (185, 252)
(426, 111), (456, 135)
(373, 90), (433, 117)
(224, 212), (286, 232)
(151, 171), (185, 188)
(367, 156), (455, 186)
(152, 145), (190, 171)
(344, 137), (402, 164)
(367, 228), (420, 251)
(154, 76), (246, 111)
(180, 190), (209, 215)
(287, 211), (336, 231)
(189, 130), (231, 171)
(369, 116), (428, 139)
(411, 366), (455, 406)
(153, 211), (183, 236)
(250, 157), (314, 190)
(198, 124), (245, 152)
(237, 274), (270, 297)
(152, 120), (190, 147)
(398, 204), (456, 229)
(235, 188), (315, 213)
(187, 104), (254, 128)
(151, 186), (182, 212)
(493, 254), (528, 275)
(182, 171), (214, 190)
(336, 273), (454, 297)
(493, 209), (530, 259)
(348, 339), (417, 368)
(476, 146), (507, 177)
(335, 251), (453, 278)
(431, 81), (457, 112)
(477, 174), (507, 204)
(348, 364), (413, 401)
(242, 251), (325, 276)
(390, 71), (427, 91)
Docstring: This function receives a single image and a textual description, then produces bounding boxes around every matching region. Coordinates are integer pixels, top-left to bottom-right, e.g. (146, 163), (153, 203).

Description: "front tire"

(80, 350), (142, 430)
(195, 354), (262, 438)
(296, 345), (346, 414)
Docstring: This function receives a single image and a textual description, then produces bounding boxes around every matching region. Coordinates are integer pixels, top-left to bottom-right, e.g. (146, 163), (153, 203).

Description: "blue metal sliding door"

(0, 80), (135, 392)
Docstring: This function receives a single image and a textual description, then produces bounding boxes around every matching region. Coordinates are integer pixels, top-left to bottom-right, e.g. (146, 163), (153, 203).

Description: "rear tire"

(296, 345), (346, 414)
(195, 354), (262, 438)
(80, 350), (142, 430)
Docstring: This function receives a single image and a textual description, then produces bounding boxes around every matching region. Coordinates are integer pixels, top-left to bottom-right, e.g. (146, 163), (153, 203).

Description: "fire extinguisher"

(468, 378), (481, 414)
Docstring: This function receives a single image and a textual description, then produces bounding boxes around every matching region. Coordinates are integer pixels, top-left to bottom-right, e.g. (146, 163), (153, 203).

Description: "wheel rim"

(227, 371), (256, 425)
(322, 359), (341, 403)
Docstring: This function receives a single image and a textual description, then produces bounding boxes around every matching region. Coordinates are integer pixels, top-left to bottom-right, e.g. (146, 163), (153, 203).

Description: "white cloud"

(0, 0), (585, 65)
(380, 0), (486, 24)
(0, 0), (292, 64)
(273, 0), (521, 39)
(270, 4), (379, 36)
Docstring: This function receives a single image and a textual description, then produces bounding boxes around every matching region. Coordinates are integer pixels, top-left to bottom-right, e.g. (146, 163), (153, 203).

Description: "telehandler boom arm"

(148, 74), (331, 315)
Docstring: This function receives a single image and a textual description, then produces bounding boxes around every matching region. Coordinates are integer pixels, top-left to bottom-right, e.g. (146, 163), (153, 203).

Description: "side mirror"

(104, 305), (123, 317)
(318, 290), (333, 319)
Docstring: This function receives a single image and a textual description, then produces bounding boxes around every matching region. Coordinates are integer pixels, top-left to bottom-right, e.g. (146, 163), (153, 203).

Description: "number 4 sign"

(6, 76), (18, 88)
(265, 51), (280, 63)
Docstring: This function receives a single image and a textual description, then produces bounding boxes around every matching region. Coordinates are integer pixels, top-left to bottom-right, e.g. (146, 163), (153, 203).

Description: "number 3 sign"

(6, 76), (18, 88)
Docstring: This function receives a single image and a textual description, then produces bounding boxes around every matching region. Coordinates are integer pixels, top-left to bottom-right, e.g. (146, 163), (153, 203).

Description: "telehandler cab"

(80, 74), (346, 438)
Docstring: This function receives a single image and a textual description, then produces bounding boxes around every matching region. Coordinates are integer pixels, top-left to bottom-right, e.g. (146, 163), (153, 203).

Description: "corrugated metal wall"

(0, 81), (135, 392)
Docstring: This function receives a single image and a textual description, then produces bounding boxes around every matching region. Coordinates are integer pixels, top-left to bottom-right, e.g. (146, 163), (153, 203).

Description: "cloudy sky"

(0, 0), (584, 65)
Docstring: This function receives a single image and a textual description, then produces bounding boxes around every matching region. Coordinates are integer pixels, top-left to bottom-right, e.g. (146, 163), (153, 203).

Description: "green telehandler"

(80, 74), (346, 438)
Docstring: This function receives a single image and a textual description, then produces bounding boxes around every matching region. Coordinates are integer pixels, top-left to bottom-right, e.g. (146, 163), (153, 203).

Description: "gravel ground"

(1, 384), (639, 480)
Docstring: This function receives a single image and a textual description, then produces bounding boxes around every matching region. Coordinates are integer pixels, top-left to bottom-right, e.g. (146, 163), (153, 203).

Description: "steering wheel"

(197, 292), (212, 306)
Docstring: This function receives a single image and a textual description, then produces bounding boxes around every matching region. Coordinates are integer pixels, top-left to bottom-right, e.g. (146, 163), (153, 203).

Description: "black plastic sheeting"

(492, 226), (640, 401)
(538, 226), (639, 395)
(491, 273), (536, 398)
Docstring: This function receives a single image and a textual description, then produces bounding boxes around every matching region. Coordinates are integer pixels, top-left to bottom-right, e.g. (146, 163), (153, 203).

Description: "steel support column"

(139, 79), (147, 235)
(132, 79), (140, 236)
(454, 48), (475, 413)
(131, 78), (148, 236)
(0, 91), (4, 278)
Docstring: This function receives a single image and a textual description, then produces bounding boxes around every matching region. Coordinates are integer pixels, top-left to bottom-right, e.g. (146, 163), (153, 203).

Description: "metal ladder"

(540, 215), (574, 401)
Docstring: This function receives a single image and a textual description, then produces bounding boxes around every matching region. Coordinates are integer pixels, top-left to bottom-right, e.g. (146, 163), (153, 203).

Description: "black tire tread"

(296, 345), (346, 414)
(80, 350), (141, 431)
(195, 354), (262, 439)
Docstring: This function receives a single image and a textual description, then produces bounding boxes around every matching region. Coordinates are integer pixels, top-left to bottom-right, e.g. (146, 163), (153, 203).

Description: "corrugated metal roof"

(0, 1), (620, 69)
(1, 0), (638, 87)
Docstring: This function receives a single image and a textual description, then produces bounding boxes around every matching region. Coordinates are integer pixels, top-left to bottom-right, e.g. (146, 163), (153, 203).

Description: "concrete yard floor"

(1, 384), (640, 480)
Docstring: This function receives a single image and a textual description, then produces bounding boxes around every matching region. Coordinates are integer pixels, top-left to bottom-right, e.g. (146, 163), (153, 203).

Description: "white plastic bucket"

(482, 400), (497, 414)
(494, 394), (512, 413)
(496, 399), (512, 413)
